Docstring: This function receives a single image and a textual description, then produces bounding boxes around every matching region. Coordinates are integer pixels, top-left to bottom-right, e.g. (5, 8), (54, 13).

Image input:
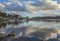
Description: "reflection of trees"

(8, 22), (19, 25)
(0, 22), (7, 28)
(0, 12), (7, 18)
(25, 16), (29, 23)
(13, 14), (18, 19)
(0, 21), (23, 28)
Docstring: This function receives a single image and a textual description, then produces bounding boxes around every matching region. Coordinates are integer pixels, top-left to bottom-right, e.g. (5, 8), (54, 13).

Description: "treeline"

(0, 12), (8, 18)
(0, 11), (21, 19)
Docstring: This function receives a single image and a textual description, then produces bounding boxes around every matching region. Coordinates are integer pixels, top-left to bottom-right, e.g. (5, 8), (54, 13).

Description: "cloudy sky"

(0, 0), (60, 17)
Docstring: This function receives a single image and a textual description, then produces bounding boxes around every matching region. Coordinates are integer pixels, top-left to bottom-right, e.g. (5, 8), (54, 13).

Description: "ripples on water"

(0, 20), (60, 41)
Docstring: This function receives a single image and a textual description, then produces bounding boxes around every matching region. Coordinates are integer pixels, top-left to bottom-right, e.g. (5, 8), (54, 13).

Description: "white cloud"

(4, 2), (12, 6)
(10, 0), (19, 2)
(25, 0), (60, 13)
(10, 0), (22, 7)
(15, 1), (22, 7)
(1, 0), (24, 11)
(40, 10), (60, 16)
(0, 4), (5, 8)
(0, 0), (60, 14)
(0, 3), (6, 11)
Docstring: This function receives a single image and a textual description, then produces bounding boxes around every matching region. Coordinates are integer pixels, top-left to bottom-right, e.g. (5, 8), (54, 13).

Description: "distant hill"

(30, 16), (60, 20)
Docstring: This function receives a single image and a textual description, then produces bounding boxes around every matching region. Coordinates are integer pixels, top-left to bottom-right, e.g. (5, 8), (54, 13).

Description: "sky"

(0, 0), (60, 17)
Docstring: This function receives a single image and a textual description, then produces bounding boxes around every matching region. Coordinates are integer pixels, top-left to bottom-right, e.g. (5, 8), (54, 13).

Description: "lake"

(0, 20), (60, 35)
(0, 20), (60, 41)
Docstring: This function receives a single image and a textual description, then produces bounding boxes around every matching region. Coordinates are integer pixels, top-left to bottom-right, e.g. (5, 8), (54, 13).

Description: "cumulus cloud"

(0, 1), (26, 11)
(0, 0), (23, 11)
(0, 3), (6, 11)
(0, 0), (60, 14)
(4, 2), (12, 6)
(37, 10), (60, 16)
(10, 0), (22, 7)
(25, 0), (60, 11)
(0, 4), (5, 8)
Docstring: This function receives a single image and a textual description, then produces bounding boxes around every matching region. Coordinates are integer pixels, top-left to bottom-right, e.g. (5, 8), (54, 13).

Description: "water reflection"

(0, 21), (23, 28)
(0, 20), (60, 32)
(0, 22), (7, 28)
(0, 20), (60, 34)
(0, 20), (60, 41)
(0, 19), (60, 28)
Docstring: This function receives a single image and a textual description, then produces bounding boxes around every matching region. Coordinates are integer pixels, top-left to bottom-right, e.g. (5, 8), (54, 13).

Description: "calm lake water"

(0, 20), (60, 34)
(0, 20), (60, 41)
